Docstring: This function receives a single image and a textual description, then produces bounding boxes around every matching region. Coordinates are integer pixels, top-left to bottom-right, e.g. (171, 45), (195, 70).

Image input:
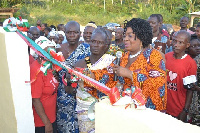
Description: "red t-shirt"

(37, 26), (41, 31)
(165, 52), (197, 117)
(30, 60), (59, 127)
(29, 54), (35, 65)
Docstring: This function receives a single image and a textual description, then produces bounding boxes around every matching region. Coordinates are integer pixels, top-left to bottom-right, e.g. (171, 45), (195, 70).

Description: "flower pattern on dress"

(57, 43), (90, 133)
(137, 73), (147, 82)
(145, 97), (156, 110)
(97, 74), (109, 98)
(118, 76), (125, 84)
(159, 59), (166, 71)
(99, 74), (109, 84)
(143, 49), (152, 63)
(158, 84), (165, 97)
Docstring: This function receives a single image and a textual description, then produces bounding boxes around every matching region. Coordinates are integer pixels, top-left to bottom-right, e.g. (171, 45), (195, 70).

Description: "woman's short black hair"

(50, 25), (56, 30)
(191, 34), (198, 41)
(44, 27), (51, 32)
(124, 18), (153, 48)
(150, 14), (161, 23)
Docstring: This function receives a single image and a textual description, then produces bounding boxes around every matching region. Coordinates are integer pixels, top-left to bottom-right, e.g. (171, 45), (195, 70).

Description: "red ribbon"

(16, 31), (121, 105)
(49, 49), (65, 72)
(109, 87), (120, 105)
(16, 24), (28, 32)
(131, 87), (146, 106)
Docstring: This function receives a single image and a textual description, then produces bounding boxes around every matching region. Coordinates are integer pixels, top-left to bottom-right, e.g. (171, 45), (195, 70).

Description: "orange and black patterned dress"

(92, 48), (167, 111)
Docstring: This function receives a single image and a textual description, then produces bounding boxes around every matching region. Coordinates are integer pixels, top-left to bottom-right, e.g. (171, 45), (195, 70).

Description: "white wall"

(0, 28), (35, 133)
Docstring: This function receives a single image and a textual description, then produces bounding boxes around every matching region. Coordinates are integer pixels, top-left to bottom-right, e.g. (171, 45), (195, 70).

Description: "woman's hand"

(32, 98), (53, 133)
(45, 122), (53, 133)
(37, 56), (43, 64)
(112, 65), (132, 79)
(53, 71), (59, 81)
(64, 71), (71, 80)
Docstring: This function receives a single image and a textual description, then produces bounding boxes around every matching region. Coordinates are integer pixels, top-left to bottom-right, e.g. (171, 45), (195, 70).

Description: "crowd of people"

(15, 13), (200, 133)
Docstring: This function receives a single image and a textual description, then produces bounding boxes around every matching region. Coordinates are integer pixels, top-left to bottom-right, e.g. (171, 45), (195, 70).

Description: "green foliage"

(0, 0), (23, 8)
(0, 0), (9, 7)
(1, 0), (200, 27)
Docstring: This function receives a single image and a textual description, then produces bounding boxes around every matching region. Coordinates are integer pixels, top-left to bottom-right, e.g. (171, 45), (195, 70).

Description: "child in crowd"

(57, 24), (65, 32)
(188, 35), (200, 126)
(50, 25), (56, 31)
(166, 30), (197, 122)
(40, 23), (47, 36)
(44, 27), (51, 38)
(36, 19), (41, 30)
(195, 23), (200, 40)
(57, 31), (65, 45)
(57, 24), (67, 43)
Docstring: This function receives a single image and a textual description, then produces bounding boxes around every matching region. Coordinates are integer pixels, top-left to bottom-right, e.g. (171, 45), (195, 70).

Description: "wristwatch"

(183, 108), (189, 113)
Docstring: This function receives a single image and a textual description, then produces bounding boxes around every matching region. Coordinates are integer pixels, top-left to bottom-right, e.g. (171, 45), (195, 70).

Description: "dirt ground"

(172, 25), (180, 32)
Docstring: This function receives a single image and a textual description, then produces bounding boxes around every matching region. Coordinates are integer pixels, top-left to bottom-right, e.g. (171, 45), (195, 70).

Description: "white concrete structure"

(189, 11), (200, 27)
(0, 27), (35, 133)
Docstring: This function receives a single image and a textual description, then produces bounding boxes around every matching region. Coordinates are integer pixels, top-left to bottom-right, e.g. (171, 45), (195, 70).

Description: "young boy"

(166, 30), (197, 122)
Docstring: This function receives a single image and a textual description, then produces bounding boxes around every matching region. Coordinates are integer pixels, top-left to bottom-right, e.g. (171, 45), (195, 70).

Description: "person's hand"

(191, 84), (200, 92)
(177, 111), (187, 122)
(64, 72), (71, 80)
(90, 72), (95, 79)
(113, 65), (132, 79)
(45, 122), (53, 133)
(64, 85), (76, 96)
(53, 71), (59, 81)
(37, 56), (43, 64)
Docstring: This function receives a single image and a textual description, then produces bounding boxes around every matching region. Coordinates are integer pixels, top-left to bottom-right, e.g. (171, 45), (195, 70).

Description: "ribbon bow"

(122, 86), (146, 106)
(48, 48), (65, 72)
(3, 16), (30, 32)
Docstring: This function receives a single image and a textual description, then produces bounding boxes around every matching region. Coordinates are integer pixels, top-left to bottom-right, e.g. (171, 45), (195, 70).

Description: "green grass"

(9, 1), (199, 27)
(23, 1), (136, 26)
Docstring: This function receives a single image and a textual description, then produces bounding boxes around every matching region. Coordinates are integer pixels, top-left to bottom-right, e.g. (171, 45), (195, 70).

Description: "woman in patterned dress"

(92, 18), (167, 111)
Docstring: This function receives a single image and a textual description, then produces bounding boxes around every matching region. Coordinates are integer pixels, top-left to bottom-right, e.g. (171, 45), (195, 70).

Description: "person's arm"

(178, 90), (193, 122)
(178, 60), (197, 122)
(113, 65), (132, 79)
(32, 98), (53, 133)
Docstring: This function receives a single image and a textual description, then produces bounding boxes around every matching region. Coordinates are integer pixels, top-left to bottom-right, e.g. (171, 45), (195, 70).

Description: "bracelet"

(183, 108), (189, 113)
